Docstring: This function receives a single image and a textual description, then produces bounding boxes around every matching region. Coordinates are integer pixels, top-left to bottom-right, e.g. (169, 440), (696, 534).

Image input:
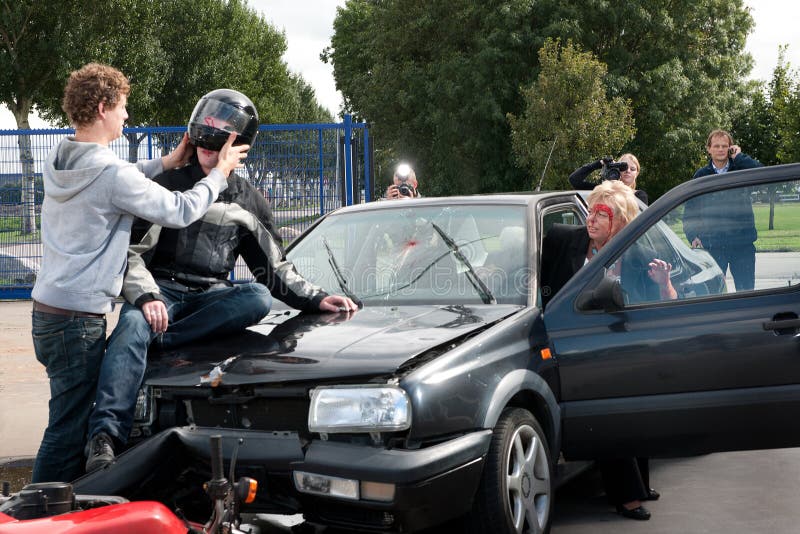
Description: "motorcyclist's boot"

(85, 432), (115, 473)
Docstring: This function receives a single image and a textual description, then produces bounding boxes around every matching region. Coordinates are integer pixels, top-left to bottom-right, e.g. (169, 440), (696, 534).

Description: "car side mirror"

(576, 275), (625, 312)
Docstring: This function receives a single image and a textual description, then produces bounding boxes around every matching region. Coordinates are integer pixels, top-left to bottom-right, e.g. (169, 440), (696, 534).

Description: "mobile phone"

(728, 147), (735, 156)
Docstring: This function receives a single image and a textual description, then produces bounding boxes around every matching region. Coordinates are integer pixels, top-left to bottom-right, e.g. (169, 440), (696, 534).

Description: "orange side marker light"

(245, 478), (258, 503)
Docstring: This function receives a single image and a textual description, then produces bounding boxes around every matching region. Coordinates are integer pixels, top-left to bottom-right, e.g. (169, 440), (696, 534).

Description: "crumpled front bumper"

(74, 426), (493, 532)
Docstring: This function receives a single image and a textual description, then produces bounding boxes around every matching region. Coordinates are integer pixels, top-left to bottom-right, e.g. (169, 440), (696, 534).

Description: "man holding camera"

(683, 129), (762, 290)
(386, 163), (420, 199)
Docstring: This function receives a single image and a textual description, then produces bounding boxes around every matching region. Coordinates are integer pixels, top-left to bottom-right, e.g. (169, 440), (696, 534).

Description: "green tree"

(325, 0), (539, 195)
(1, 0), (329, 232)
(732, 48), (799, 229)
(732, 47), (800, 166)
(780, 84), (800, 164)
(0, 1), (98, 128)
(328, 0), (755, 199)
(508, 39), (635, 190)
(529, 0), (755, 198)
(149, 0), (289, 126)
(0, 1), (115, 232)
(771, 52), (800, 165)
(732, 83), (778, 165)
(282, 74), (335, 123)
(4, 0), (327, 128)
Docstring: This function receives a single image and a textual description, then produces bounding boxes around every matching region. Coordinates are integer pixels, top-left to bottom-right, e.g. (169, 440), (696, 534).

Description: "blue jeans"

(32, 311), (107, 483)
(87, 282), (272, 444)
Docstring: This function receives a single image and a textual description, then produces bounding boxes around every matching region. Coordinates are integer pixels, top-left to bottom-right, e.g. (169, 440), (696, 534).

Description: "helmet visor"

(188, 124), (240, 151)
(188, 98), (256, 150)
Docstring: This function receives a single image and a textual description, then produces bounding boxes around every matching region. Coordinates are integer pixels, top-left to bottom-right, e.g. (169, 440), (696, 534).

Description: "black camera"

(394, 163), (416, 197)
(397, 183), (414, 197)
(599, 157), (628, 181)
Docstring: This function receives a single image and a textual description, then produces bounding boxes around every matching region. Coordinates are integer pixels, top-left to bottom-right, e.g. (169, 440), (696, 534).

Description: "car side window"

(537, 204), (586, 307)
(541, 207), (584, 238)
(616, 178), (800, 306)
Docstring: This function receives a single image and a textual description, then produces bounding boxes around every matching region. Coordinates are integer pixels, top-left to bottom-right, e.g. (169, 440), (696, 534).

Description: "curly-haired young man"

(31, 63), (249, 482)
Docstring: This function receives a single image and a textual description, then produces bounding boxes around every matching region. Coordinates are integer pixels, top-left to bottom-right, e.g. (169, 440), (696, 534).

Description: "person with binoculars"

(569, 153), (648, 204)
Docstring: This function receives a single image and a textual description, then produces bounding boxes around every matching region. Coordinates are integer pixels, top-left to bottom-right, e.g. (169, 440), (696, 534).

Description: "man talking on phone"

(682, 129), (762, 290)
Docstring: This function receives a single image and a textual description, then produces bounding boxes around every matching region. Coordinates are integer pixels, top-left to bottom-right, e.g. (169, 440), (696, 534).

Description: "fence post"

(362, 125), (371, 203)
(344, 114), (353, 206)
(318, 128), (325, 216)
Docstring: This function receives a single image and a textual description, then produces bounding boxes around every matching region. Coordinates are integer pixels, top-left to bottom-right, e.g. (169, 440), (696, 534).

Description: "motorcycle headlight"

(308, 386), (411, 433)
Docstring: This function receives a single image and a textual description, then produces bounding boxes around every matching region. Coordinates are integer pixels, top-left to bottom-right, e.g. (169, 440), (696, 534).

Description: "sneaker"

(85, 432), (115, 473)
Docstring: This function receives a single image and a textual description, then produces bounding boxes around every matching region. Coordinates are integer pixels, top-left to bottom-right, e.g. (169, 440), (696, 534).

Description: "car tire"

(466, 407), (553, 534)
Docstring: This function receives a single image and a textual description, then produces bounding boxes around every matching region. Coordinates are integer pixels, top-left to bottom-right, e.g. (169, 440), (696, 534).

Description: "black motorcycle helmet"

(187, 89), (259, 151)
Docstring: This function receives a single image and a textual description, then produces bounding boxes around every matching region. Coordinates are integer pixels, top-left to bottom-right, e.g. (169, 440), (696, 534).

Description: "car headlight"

(308, 386), (411, 433)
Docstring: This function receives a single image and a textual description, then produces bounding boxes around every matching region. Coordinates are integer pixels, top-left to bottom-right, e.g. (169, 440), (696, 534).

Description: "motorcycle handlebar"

(210, 435), (224, 482)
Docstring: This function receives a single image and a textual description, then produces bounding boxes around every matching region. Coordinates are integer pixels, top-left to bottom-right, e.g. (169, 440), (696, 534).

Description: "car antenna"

(535, 135), (558, 192)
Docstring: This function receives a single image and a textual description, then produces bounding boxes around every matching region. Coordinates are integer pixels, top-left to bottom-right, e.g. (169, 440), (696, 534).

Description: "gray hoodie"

(32, 137), (228, 314)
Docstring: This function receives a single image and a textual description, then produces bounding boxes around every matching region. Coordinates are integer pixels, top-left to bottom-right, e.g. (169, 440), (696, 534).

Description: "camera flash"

(395, 163), (411, 178)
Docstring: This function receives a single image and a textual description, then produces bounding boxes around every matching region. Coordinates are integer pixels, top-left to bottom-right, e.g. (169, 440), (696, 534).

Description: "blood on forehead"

(203, 116), (232, 130)
(589, 203), (614, 226)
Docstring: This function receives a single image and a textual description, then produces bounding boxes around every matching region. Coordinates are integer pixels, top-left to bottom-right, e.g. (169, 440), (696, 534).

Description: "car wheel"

(467, 407), (553, 534)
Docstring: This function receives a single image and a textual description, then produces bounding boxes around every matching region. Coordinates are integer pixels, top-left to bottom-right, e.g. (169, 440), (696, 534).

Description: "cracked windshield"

(287, 205), (529, 305)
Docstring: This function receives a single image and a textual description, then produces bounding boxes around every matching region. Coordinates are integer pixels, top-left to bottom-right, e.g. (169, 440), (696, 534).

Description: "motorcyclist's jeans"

(86, 282), (272, 446)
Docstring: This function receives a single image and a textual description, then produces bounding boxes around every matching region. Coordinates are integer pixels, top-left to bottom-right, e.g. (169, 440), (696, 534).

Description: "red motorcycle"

(0, 434), (257, 534)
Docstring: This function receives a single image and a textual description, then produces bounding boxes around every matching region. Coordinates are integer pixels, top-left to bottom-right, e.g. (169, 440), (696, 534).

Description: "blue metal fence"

(0, 116), (371, 299)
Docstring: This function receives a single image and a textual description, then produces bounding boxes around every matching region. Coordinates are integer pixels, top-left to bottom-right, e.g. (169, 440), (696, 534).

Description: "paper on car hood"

(144, 304), (522, 387)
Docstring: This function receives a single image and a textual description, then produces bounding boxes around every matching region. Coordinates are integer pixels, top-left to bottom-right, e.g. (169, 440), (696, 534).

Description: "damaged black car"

(76, 164), (800, 534)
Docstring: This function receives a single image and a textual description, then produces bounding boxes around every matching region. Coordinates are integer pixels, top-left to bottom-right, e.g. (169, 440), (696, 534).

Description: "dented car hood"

(144, 304), (523, 387)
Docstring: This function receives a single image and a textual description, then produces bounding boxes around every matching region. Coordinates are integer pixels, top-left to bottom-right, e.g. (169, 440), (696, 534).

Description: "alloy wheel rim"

(505, 423), (550, 533)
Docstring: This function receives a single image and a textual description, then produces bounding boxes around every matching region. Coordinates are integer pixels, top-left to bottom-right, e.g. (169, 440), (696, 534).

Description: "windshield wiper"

(361, 247), (454, 299)
(430, 222), (496, 304)
(321, 237), (363, 308)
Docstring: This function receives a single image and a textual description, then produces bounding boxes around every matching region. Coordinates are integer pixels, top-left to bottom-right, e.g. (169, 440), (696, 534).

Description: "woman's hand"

(647, 259), (677, 300)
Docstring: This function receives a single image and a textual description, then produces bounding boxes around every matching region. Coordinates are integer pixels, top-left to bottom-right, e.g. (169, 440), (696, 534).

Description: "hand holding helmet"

(161, 133), (195, 170)
(188, 89), (259, 150)
(187, 88), (258, 176)
(215, 133), (250, 176)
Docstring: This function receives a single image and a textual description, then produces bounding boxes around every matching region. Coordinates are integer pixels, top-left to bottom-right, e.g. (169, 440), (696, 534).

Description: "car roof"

(332, 191), (582, 215)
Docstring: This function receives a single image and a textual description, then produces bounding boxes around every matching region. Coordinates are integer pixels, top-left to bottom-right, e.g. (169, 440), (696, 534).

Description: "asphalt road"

(225, 449), (800, 533)
(3, 299), (800, 532)
(551, 450), (800, 533)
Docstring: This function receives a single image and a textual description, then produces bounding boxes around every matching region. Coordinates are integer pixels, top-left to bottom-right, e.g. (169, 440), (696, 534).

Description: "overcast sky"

(1, 0), (797, 129)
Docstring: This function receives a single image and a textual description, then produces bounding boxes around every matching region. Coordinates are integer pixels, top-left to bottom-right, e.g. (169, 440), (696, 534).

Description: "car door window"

(536, 203), (587, 307)
(594, 178), (800, 306)
(541, 206), (584, 237)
